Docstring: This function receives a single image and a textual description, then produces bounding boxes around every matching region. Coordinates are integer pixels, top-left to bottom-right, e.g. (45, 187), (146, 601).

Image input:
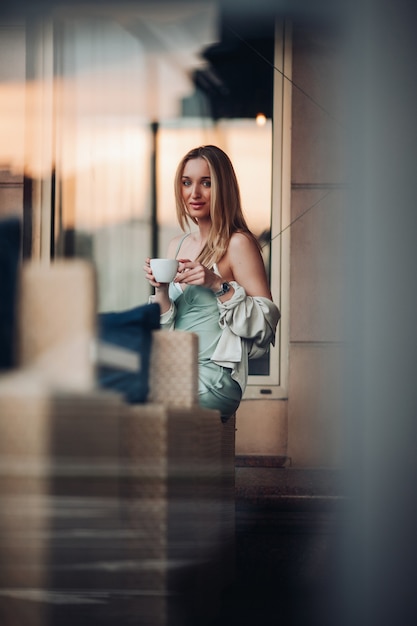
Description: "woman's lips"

(189, 202), (205, 209)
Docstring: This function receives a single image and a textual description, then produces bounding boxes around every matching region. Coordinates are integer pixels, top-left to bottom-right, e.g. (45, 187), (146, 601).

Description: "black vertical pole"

(50, 168), (56, 259)
(150, 121), (159, 259)
(22, 175), (33, 260)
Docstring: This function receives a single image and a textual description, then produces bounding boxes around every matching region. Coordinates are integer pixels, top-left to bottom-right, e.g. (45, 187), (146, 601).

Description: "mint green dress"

(158, 233), (281, 419)
(169, 281), (242, 418)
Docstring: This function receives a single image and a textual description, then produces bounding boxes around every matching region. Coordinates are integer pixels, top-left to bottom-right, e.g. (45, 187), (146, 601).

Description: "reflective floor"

(0, 466), (345, 626)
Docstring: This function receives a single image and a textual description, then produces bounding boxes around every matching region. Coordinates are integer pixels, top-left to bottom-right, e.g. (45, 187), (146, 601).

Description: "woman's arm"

(144, 258), (172, 314)
(143, 236), (183, 315)
(227, 232), (272, 300)
(217, 233), (280, 354)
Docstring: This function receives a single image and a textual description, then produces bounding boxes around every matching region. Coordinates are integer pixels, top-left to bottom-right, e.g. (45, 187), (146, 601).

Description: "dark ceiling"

(190, 17), (275, 121)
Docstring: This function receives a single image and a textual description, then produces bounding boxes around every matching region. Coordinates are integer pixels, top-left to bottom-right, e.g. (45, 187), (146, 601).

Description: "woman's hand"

(143, 257), (170, 290)
(144, 257), (173, 314)
(175, 259), (222, 292)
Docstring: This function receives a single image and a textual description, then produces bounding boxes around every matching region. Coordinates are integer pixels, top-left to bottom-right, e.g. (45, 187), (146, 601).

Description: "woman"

(144, 145), (280, 419)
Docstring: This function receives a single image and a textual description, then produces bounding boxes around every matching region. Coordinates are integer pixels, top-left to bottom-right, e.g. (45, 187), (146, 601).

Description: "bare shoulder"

(228, 231), (261, 258)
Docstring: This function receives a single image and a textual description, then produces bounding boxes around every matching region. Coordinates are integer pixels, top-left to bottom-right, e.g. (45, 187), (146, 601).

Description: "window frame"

(244, 19), (291, 400)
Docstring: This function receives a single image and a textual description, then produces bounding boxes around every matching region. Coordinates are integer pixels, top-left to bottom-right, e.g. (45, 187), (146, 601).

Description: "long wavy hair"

(174, 145), (260, 268)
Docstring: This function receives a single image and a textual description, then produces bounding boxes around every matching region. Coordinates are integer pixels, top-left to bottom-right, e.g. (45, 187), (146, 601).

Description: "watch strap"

(214, 281), (231, 298)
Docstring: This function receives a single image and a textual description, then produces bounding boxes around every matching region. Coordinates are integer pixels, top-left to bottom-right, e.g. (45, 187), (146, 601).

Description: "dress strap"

(174, 232), (191, 258)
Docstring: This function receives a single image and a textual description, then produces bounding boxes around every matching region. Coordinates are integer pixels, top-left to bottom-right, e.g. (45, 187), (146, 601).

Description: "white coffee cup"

(150, 258), (179, 283)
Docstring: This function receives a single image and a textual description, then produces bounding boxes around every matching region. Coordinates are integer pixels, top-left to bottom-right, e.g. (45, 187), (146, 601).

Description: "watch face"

(214, 282), (230, 297)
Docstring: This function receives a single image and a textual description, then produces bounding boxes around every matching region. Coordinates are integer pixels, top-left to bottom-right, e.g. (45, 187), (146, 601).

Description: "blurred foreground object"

(0, 217), (21, 370)
(0, 258), (235, 626)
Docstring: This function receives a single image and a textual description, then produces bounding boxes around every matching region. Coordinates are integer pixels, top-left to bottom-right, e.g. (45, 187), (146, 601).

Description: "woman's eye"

(202, 180), (211, 188)
(182, 180), (191, 186)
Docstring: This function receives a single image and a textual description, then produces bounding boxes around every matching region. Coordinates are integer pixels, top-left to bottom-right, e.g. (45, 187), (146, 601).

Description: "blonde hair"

(174, 145), (260, 267)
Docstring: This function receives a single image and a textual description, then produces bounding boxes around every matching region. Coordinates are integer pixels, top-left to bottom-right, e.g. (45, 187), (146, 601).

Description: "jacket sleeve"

(216, 281), (281, 358)
(148, 296), (177, 330)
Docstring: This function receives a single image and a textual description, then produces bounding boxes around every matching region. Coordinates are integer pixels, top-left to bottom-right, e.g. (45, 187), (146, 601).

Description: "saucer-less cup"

(150, 258), (179, 283)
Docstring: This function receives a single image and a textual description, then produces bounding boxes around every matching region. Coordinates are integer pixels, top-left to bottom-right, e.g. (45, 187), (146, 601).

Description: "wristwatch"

(213, 281), (231, 298)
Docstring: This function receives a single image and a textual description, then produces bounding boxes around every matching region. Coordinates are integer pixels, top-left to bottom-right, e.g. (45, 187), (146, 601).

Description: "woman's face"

(181, 157), (211, 221)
